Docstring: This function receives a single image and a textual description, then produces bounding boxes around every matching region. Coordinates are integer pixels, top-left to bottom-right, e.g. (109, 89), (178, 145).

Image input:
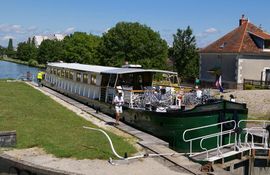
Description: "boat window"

(61, 70), (65, 77)
(90, 74), (96, 85)
(53, 68), (57, 75)
(83, 73), (88, 84)
(152, 73), (171, 86)
(50, 68), (53, 74)
(118, 74), (133, 87)
(108, 74), (117, 87)
(65, 70), (69, 79)
(170, 75), (179, 85)
(57, 69), (61, 77)
(69, 71), (74, 80)
(76, 73), (81, 82)
(46, 67), (50, 73)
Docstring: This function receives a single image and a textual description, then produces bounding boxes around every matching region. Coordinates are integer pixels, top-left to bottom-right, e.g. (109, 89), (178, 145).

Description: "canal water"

(0, 60), (41, 82)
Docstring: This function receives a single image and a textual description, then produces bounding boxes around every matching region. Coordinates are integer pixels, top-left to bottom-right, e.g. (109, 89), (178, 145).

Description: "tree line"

(0, 22), (199, 81)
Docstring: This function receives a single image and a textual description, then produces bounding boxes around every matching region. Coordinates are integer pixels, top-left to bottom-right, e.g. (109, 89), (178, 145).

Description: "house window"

(76, 73), (82, 82)
(69, 71), (74, 80)
(83, 73), (88, 84)
(90, 74), (96, 85)
(264, 40), (270, 49)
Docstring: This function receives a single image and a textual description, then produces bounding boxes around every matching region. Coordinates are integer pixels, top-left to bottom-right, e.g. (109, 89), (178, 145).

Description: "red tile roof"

(200, 21), (270, 53)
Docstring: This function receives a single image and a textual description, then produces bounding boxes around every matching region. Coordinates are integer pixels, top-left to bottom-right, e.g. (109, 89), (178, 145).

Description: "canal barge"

(42, 62), (248, 152)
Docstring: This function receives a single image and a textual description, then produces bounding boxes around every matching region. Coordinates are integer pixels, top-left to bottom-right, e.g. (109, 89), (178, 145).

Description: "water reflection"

(0, 61), (41, 82)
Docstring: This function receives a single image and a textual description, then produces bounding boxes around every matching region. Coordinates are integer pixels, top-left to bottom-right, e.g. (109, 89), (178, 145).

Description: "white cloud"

(2, 35), (15, 41)
(64, 27), (75, 34)
(196, 27), (219, 38)
(205, 27), (218, 34)
(0, 24), (23, 33)
(27, 26), (38, 32)
(196, 27), (220, 48)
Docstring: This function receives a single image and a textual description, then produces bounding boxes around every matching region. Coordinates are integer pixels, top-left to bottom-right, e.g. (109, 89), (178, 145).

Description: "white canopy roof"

(47, 62), (177, 75)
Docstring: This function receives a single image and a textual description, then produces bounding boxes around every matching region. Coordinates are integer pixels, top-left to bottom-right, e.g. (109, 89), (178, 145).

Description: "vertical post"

(190, 141), (193, 156)
(220, 123), (223, 147)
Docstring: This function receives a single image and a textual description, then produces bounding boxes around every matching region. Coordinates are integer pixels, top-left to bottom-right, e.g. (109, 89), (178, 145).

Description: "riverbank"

(0, 81), (137, 159)
(0, 57), (46, 68)
(0, 81), (193, 175)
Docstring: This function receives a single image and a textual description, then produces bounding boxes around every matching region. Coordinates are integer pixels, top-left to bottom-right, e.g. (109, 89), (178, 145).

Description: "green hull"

(121, 101), (248, 152)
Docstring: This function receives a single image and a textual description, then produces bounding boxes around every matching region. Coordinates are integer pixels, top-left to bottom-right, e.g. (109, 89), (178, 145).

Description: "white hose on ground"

(83, 126), (124, 159)
(83, 126), (184, 161)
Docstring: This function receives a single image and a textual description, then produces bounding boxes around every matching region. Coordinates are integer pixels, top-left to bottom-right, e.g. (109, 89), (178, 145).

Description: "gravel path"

(222, 90), (270, 119)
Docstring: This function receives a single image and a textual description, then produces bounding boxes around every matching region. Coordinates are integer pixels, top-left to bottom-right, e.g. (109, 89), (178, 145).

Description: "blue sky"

(1, 0), (270, 47)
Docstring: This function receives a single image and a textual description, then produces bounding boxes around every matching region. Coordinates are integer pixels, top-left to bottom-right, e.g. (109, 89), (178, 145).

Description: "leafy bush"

(244, 84), (253, 90)
(28, 59), (38, 67)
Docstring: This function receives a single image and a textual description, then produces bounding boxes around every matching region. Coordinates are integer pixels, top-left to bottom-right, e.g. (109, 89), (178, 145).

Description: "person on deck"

(195, 86), (202, 99)
(195, 77), (200, 86)
(230, 94), (236, 102)
(113, 90), (124, 125)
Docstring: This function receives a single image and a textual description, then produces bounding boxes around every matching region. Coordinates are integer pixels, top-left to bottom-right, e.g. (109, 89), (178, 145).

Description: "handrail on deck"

(238, 120), (270, 148)
(199, 129), (236, 159)
(183, 120), (236, 156)
(183, 120), (270, 161)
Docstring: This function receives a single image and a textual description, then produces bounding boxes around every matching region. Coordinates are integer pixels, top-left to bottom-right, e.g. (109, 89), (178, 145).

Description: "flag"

(215, 75), (223, 92)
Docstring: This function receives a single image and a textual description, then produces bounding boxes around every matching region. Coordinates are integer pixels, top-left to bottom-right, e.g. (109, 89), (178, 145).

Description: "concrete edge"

(0, 153), (82, 175)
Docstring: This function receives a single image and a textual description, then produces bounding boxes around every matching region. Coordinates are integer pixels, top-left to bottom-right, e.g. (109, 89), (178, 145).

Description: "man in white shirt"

(195, 86), (202, 99)
(113, 91), (124, 125)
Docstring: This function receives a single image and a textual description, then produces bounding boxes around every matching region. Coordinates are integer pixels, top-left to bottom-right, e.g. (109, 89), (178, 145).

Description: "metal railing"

(199, 129), (236, 159)
(243, 79), (270, 89)
(183, 119), (270, 161)
(238, 120), (270, 149)
(183, 120), (236, 156)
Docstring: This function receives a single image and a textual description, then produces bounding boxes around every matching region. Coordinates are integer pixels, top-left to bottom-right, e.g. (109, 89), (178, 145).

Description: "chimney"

(239, 14), (248, 26)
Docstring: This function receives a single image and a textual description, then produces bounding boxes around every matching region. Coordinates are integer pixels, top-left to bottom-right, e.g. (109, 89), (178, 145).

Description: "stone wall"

(0, 131), (16, 147)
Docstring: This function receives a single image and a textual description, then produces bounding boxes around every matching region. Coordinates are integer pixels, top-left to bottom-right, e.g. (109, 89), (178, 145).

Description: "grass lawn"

(0, 81), (137, 159)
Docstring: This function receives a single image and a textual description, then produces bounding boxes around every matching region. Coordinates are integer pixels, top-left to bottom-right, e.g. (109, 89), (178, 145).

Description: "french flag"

(215, 75), (223, 92)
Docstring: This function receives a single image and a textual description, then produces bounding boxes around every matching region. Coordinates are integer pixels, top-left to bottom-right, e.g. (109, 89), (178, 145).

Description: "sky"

(1, 0), (270, 48)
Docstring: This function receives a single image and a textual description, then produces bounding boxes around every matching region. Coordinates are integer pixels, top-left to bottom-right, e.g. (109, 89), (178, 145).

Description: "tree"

(16, 41), (37, 61)
(62, 32), (101, 64)
(7, 38), (16, 58)
(0, 45), (6, 56)
(7, 38), (13, 51)
(171, 26), (199, 81)
(98, 22), (168, 69)
(37, 39), (63, 64)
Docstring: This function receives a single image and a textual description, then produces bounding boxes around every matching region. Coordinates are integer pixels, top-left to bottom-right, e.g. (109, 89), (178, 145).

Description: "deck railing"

(183, 120), (270, 161)
(238, 120), (270, 149)
(183, 120), (236, 156)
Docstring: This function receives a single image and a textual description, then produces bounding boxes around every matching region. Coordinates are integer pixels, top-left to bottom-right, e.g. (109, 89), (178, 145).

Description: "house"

(33, 35), (49, 47)
(33, 34), (65, 47)
(200, 15), (270, 89)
